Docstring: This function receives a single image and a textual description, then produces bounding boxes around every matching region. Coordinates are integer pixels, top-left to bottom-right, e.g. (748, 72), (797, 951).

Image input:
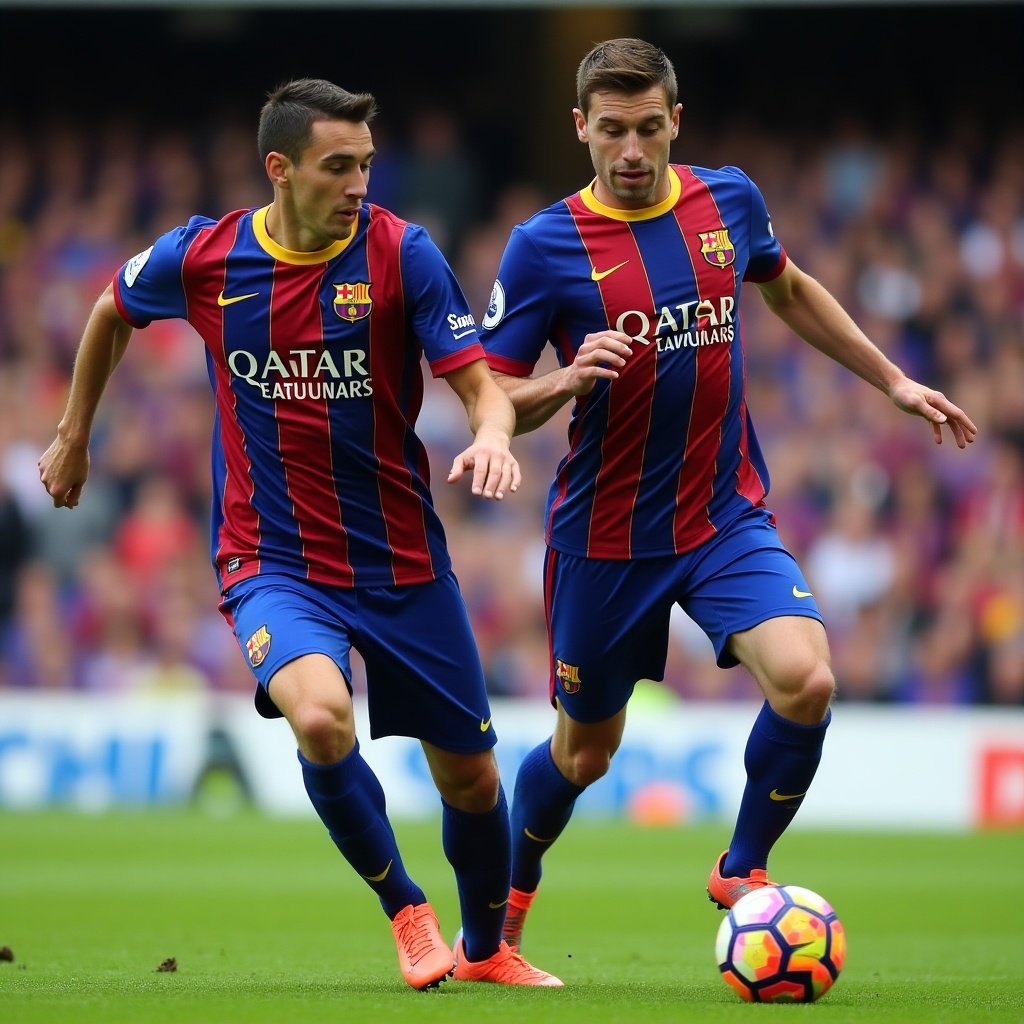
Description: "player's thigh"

(268, 652), (356, 727)
(681, 507), (823, 669)
(546, 549), (675, 723)
(551, 699), (629, 782)
(220, 574), (355, 716)
(727, 614), (832, 698)
(357, 572), (497, 754)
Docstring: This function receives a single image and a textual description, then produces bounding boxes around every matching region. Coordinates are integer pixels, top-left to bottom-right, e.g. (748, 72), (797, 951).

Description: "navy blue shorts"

(544, 507), (823, 722)
(219, 571), (496, 753)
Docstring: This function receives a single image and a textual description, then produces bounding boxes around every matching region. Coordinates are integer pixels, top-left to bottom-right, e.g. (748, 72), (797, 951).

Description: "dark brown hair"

(576, 38), (678, 116)
(257, 78), (378, 162)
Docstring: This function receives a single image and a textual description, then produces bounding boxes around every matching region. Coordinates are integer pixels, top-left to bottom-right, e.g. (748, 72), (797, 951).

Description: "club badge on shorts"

(556, 658), (582, 694)
(246, 625), (272, 667)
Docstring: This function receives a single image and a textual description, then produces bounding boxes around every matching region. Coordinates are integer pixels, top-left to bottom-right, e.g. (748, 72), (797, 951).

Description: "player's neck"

(264, 202), (332, 254)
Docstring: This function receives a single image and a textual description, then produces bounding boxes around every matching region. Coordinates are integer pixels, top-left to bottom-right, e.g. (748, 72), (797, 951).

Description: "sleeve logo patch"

(447, 311), (477, 341)
(123, 246), (154, 288)
(481, 280), (505, 330)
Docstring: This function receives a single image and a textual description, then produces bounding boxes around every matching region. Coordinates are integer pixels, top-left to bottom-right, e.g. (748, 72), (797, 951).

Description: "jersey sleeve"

(400, 224), (486, 378)
(729, 167), (787, 283)
(111, 215), (216, 328)
(479, 225), (555, 377)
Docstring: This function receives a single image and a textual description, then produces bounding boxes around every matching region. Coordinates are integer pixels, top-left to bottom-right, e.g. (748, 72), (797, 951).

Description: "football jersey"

(113, 204), (484, 590)
(481, 164), (786, 559)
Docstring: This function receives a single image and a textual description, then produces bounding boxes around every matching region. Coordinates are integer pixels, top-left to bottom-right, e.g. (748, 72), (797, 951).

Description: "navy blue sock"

(442, 785), (510, 963)
(509, 739), (585, 894)
(724, 701), (831, 877)
(299, 743), (425, 918)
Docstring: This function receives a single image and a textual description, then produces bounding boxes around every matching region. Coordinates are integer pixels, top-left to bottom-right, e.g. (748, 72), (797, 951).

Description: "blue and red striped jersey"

(480, 164), (786, 560)
(113, 204), (485, 590)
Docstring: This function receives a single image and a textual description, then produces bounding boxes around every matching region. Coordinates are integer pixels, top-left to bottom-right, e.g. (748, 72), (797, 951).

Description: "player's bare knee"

(791, 664), (835, 721)
(449, 773), (501, 814)
(768, 659), (834, 724)
(563, 745), (613, 788)
(288, 702), (352, 761)
(432, 754), (500, 812)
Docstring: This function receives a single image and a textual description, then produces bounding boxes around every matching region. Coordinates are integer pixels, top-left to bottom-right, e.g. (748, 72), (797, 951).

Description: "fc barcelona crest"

(556, 658), (582, 695)
(698, 229), (735, 268)
(246, 625), (272, 667)
(334, 281), (373, 322)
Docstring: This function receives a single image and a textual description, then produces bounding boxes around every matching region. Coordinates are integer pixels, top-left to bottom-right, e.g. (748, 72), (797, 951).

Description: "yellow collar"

(252, 205), (356, 264)
(578, 167), (681, 222)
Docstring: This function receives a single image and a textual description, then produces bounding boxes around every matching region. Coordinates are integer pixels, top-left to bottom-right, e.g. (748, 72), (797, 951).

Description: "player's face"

(277, 118), (374, 250)
(574, 86), (680, 210)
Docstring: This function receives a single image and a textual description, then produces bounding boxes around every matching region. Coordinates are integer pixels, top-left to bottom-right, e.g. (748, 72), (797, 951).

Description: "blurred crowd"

(1, 104), (1023, 706)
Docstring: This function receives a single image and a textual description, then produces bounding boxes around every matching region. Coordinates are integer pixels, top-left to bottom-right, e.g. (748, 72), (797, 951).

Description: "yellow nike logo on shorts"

(792, 586), (813, 598)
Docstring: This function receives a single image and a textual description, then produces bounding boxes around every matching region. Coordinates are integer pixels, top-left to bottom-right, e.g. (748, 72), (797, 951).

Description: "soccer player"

(38, 79), (561, 989)
(477, 39), (978, 950)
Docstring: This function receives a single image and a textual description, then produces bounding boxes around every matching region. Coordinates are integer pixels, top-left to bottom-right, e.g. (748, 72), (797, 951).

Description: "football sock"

(509, 739), (585, 894)
(441, 784), (510, 963)
(299, 743), (425, 918)
(724, 701), (831, 877)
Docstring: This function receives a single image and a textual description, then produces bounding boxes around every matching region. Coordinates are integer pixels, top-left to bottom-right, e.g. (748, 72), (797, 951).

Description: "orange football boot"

(389, 902), (454, 990)
(707, 849), (778, 910)
(451, 930), (563, 987)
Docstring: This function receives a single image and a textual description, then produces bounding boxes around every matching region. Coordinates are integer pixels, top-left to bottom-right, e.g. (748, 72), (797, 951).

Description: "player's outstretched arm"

(756, 260), (977, 448)
(492, 330), (634, 435)
(38, 284), (134, 508)
(445, 358), (521, 500)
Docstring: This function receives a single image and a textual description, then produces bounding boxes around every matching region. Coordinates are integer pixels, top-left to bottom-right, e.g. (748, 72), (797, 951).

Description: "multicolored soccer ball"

(715, 884), (846, 1003)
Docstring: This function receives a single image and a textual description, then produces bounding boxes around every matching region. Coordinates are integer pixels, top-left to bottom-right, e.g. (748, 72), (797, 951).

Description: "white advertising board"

(1, 693), (1021, 830)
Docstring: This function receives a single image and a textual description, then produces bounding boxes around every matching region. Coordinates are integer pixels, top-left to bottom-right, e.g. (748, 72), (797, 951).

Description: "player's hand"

(566, 330), (634, 395)
(889, 378), (978, 449)
(447, 427), (521, 500)
(38, 436), (90, 509)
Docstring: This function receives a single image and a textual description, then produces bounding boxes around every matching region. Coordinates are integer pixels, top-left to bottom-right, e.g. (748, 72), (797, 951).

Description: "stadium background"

(0, 1), (1022, 825)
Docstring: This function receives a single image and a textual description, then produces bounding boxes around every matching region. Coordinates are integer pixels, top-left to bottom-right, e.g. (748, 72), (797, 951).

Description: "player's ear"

(573, 108), (588, 143)
(670, 102), (682, 140)
(265, 151), (290, 187)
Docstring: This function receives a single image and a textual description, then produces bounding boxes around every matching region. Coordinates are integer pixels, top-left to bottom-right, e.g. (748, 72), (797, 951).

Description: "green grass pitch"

(2, 810), (1022, 1023)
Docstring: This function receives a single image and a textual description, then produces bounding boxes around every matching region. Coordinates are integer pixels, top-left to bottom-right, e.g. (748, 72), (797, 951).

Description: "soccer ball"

(715, 884), (846, 1003)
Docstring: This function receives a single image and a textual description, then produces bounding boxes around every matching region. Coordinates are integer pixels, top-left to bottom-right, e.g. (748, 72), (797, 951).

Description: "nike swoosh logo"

(480, 717), (492, 732)
(769, 789), (808, 802)
(453, 328), (477, 340)
(217, 290), (260, 307)
(523, 827), (555, 843)
(488, 898), (509, 910)
(362, 859), (393, 882)
(792, 586), (813, 599)
(590, 260), (629, 282)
